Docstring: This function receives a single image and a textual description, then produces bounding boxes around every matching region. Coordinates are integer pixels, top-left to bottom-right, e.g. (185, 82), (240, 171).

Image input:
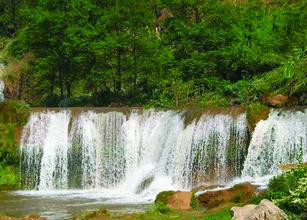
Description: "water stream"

(1, 108), (307, 219)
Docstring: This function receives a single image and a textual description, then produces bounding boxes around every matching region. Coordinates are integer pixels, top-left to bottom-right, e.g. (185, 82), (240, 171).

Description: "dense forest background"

(0, 0), (306, 108)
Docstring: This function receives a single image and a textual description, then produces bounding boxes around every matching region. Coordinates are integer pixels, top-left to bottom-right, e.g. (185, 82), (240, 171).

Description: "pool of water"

(0, 190), (152, 220)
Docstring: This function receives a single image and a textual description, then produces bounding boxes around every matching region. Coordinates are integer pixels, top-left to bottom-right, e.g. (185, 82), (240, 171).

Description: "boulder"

(197, 183), (257, 209)
(192, 184), (224, 193)
(231, 199), (288, 220)
(261, 95), (298, 107)
(167, 192), (193, 210)
(135, 176), (154, 194)
(155, 191), (193, 210)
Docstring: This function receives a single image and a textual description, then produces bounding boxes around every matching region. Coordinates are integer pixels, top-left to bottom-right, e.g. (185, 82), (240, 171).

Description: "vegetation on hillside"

(0, 100), (29, 189)
(0, 0), (306, 107)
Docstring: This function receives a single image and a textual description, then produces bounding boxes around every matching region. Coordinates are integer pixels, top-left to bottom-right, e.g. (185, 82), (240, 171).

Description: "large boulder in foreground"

(155, 191), (193, 210)
(231, 199), (288, 220)
(197, 183), (257, 208)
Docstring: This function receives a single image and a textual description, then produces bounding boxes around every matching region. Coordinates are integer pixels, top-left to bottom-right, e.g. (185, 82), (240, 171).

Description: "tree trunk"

(58, 71), (64, 99)
(116, 47), (122, 94)
(133, 45), (137, 93)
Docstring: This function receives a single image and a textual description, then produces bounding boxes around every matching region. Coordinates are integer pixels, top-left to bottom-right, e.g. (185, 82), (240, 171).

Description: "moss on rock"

(155, 191), (176, 206)
(246, 103), (270, 132)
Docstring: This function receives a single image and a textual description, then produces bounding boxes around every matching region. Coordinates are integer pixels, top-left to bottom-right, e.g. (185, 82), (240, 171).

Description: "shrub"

(261, 165), (307, 219)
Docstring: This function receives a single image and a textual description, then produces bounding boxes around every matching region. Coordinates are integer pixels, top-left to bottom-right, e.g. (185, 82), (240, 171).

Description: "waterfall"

(20, 108), (307, 195)
(0, 63), (4, 102)
(20, 109), (248, 192)
(0, 80), (4, 102)
(242, 109), (307, 177)
(20, 111), (71, 190)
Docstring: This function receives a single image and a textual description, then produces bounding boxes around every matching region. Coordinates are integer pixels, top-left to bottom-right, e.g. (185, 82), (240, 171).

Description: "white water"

(242, 109), (307, 178)
(0, 63), (4, 102)
(0, 80), (4, 102)
(20, 108), (307, 204)
(20, 109), (248, 202)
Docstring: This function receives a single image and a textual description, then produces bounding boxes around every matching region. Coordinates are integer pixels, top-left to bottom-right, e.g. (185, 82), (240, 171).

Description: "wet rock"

(279, 163), (307, 172)
(261, 95), (298, 107)
(197, 183), (257, 209)
(192, 183), (224, 193)
(135, 176), (154, 194)
(155, 191), (193, 210)
(246, 103), (270, 132)
(167, 192), (193, 210)
(231, 199), (288, 220)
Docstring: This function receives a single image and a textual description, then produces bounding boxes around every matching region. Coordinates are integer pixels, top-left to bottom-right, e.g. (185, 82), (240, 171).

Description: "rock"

(231, 199), (288, 220)
(135, 176), (154, 194)
(192, 183), (224, 193)
(279, 163), (307, 172)
(167, 192), (193, 210)
(197, 183), (257, 209)
(261, 95), (298, 107)
(155, 191), (193, 210)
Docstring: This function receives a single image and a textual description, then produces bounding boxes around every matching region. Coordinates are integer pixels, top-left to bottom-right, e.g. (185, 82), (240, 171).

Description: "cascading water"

(19, 108), (307, 201)
(242, 109), (307, 178)
(20, 109), (248, 195)
(15, 107), (307, 219)
(20, 111), (71, 190)
(0, 63), (4, 102)
(0, 80), (4, 102)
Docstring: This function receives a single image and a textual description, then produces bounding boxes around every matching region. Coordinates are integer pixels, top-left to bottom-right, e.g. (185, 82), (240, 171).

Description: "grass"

(73, 204), (232, 220)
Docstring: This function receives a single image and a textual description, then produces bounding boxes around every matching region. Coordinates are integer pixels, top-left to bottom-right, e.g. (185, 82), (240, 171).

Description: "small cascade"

(20, 109), (248, 192)
(21, 111), (71, 190)
(0, 63), (4, 102)
(242, 109), (307, 177)
(0, 80), (4, 102)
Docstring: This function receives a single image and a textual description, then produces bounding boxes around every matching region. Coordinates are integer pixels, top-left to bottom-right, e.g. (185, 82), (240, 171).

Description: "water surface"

(0, 190), (151, 220)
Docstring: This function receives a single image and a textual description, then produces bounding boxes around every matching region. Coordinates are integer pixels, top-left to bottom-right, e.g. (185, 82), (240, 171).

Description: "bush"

(0, 163), (18, 189)
(0, 100), (29, 189)
(259, 165), (307, 219)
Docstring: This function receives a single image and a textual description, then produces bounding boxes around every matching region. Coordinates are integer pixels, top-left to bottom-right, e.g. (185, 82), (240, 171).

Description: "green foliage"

(154, 202), (171, 214)
(0, 100), (29, 189)
(246, 102), (270, 130)
(254, 165), (307, 219)
(0, 100), (30, 125)
(202, 209), (231, 220)
(0, 0), (306, 107)
(155, 191), (175, 206)
(0, 163), (19, 188)
(191, 193), (201, 210)
(253, 48), (307, 104)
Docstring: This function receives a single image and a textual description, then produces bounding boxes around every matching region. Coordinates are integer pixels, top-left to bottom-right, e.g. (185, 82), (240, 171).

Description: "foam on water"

(19, 107), (307, 205)
(242, 109), (307, 178)
(20, 109), (248, 202)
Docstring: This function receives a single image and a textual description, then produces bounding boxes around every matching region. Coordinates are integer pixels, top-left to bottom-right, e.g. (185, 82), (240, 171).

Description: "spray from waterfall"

(20, 108), (307, 197)
(242, 109), (307, 177)
(20, 109), (248, 193)
(0, 80), (4, 102)
(0, 63), (4, 102)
